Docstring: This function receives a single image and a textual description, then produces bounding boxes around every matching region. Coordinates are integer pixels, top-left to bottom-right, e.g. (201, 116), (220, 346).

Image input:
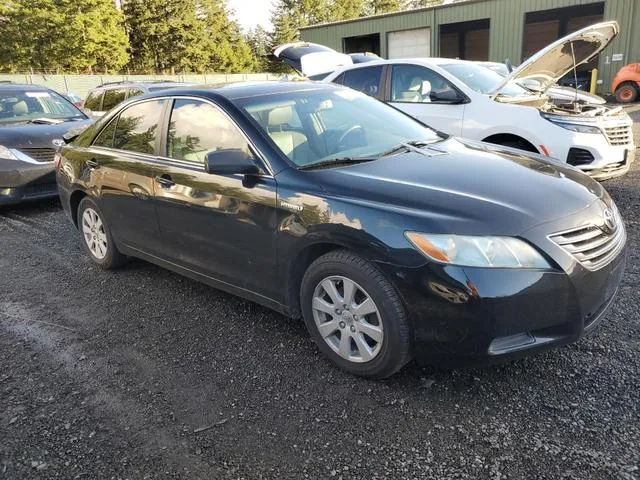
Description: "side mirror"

(204, 148), (260, 175)
(431, 89), (465, 104)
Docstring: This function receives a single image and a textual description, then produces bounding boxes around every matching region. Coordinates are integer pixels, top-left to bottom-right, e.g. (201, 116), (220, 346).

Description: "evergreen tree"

(123, 0), (254, 74)
(247, 25), (271, 72)
(333, 0), (367, 20)
(0, 0), (129, 73)
(366, 0), (405, 15)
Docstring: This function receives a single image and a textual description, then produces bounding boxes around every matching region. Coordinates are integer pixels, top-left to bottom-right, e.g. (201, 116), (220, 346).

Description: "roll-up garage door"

(388, 28), (431, 59)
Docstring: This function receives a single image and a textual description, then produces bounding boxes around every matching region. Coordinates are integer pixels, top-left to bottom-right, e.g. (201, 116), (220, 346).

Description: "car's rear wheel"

(77, 197), (126, 269)
(300, 250), (412, 378)
(615, 83), (638, 103)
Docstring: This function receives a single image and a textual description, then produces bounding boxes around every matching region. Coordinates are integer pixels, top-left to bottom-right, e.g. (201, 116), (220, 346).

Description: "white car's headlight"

(0, 145), (19, 160)
(541, 115), (601, 134)
(405, 232), (551, 269)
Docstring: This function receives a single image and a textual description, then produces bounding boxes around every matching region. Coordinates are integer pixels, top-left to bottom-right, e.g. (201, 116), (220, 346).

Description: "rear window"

(341, 66), (383, 97)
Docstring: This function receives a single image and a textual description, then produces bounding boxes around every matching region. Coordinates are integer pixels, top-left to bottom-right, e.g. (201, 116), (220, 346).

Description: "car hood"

(309, 138), (606, 236)
(271, 42), (353, 77)
(494, 21), (618, 94)
(0, 119), (91, 150)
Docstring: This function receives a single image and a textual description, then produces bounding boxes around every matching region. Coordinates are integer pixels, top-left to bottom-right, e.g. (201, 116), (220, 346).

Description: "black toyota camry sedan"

(56, 82), (626, 378)
(0, 83), (91, 205)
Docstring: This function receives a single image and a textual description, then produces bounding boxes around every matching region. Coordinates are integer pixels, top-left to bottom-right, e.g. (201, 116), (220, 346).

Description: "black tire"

(615, 83), (638, 104)
(300, 250), (412, 379)
(77, 197), (127, 269)
(497, 139), (537, 152)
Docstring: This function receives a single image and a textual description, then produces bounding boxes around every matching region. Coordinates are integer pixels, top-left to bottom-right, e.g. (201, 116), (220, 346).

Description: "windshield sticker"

(25, 92), (51, 98)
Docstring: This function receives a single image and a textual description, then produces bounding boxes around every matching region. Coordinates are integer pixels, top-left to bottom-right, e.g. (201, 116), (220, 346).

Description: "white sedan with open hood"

(274, 22), (635, 181)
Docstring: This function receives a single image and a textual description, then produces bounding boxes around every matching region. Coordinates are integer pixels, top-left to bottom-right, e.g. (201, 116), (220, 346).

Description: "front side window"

(113, 100), (166, 154)
(341, 66), (383, 97)
(93, 119), (117, 148)
(102, 88), (128, 111)
(83, 91), (103, 111)
(238, 87), (442, 168)
(391, 65), (459, 103)
(167, 99), (251, 164)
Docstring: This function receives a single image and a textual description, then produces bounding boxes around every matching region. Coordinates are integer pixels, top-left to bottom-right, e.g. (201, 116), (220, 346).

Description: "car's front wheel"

(300, 250), (412, 378)
(77, 197), (127, 269)
(615, 82), (638, 103)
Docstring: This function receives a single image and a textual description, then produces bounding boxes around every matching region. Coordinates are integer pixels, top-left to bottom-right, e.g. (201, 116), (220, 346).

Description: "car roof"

(144, 80), (343, 101)
(0, 82), (56, 92)
(91, 81), (193, 91)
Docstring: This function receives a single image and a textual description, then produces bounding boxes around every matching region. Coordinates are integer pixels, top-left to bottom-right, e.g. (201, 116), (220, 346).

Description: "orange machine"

(612, 63), (640, 103)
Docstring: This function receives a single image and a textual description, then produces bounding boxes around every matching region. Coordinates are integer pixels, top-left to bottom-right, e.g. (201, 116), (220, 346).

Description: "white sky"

(228, 0), (275, 32)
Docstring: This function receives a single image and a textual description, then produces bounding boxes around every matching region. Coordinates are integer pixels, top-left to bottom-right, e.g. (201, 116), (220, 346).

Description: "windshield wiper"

(26, 118), (64, 125)
(298, 156), (377, 171)
(379, 139), (439, 158)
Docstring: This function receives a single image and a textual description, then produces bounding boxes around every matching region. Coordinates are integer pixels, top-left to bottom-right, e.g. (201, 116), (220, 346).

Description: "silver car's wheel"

(312, 275), (384, 363)
(81, 207), (108, 260)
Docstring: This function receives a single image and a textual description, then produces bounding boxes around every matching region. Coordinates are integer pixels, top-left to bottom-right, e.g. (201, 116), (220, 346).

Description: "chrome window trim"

(90, 94), (275, 178)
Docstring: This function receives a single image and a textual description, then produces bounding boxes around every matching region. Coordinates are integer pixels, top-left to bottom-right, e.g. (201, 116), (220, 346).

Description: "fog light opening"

(488, 332), (535, 355)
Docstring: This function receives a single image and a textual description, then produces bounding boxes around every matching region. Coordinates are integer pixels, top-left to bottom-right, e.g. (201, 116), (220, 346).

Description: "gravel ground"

(1, 112), (639, 480)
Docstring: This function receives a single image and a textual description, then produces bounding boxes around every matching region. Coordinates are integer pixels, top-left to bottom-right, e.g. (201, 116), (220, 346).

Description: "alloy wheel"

(81, 208), (108, 260)
(311, 276), (384, 363)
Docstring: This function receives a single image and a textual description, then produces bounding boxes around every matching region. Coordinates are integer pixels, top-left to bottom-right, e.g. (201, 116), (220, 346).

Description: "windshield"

(442, 63), (530, 97)
(237, 87), (442, 168)
(0, 88), (85, 123)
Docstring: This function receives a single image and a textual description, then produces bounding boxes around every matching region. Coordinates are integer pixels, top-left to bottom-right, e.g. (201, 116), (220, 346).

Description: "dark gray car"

(0, 83), (91, 205)
(83, 81), (193, 120)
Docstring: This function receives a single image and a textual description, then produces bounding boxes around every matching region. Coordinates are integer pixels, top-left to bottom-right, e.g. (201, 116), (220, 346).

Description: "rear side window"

(102, 88), (128, 111)
(92, 119), (117, 148)
(113, 100), (166, 154)
(167, 99), (251, 164)
(127, 88), (144, 99)
(84, 91), (103, 111)
(342, 66), (383, 97)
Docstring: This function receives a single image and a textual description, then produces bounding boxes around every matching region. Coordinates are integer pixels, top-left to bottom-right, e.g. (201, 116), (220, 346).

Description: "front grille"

(549, 211), (626, 271)
(20, 148), (56, 163)
(604, 124), (633, 146)
(567, 148), (594, 166)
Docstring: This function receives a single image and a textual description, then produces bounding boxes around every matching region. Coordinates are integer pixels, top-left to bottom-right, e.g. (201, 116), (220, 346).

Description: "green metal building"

(300, 0), (640, 93)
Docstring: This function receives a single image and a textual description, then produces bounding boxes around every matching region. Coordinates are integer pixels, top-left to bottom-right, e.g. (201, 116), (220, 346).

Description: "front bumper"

(548, 127), (635, 181)
(385, 248), (625, 368)
(382, 201), (628, 368)
(0, 159), (58, 206)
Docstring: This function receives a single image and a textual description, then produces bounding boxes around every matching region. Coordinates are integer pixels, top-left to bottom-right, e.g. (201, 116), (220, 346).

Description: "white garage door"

(388, 28), (431, 58)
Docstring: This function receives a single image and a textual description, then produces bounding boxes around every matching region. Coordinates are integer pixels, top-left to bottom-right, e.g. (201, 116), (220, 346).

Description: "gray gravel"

(1, 113), (639, 480)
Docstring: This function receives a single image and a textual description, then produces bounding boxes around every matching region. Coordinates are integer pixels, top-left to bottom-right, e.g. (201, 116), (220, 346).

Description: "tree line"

(0, 0), (450, 75)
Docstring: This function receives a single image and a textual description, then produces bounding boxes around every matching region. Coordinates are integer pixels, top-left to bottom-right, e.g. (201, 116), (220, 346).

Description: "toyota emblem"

(603, 208), (616, 232)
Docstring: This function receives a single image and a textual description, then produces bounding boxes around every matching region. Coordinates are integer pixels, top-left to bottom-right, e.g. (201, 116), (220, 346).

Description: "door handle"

(154, 174), (175, 188)
(86, 158), (99, 169)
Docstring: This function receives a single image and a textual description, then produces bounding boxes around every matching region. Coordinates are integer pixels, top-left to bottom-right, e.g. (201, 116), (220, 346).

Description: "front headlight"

(541, 115), (601, 134)
(0, 145), (19, 160)
(405, 232), (551, 269)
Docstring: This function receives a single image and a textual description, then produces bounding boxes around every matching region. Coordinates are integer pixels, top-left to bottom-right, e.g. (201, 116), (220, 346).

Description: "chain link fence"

(0, 73), (283, 99)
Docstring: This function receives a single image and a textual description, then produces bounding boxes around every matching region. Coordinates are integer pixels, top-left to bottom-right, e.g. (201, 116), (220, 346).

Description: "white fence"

(0, 73), (283, 99)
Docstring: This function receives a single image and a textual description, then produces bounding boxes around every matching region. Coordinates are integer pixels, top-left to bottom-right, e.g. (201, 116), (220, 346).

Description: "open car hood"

(493, 21), (618, 94)
(271, 42), (353, 77)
